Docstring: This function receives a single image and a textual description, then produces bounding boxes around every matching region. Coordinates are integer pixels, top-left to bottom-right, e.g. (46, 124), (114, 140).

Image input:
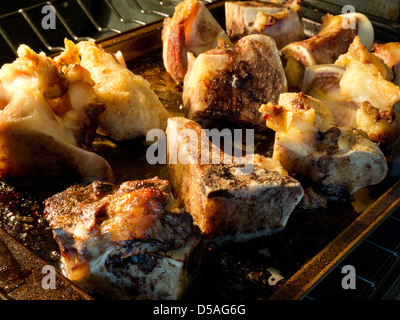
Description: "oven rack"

(0, 0), (216, 65)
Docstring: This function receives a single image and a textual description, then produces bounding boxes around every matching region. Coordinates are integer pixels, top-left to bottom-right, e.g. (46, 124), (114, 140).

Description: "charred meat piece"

(55, 40), (170, 141)
(282, 12), (374, 91)
(225, 1), (305, 49)
(162, 0), (231, 83)
(183, 34), (287, 130)
(259, 93), (388, 200)
(0, 44), (112, 184)
(44, 177), (203, 300)
(166, 117), (304, 243)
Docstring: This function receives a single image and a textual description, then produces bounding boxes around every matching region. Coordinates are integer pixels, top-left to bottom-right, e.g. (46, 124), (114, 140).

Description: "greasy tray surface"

(1, 0), (400, 300)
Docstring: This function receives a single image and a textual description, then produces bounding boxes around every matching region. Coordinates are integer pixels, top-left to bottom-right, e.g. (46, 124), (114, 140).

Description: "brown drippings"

(0, 238), (26, 293)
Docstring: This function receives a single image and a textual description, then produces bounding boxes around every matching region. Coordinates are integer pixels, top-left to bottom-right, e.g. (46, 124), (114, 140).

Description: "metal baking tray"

(1, 0), (400, 300)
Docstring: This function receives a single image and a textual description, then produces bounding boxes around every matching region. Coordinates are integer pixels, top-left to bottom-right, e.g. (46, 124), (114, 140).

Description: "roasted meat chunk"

(162, 0), (231, 83)
(373, 42), (400, 86)
(0, 44), (112, 184)
(44, 177), (203, 300)
(259, 93), (388, 200)
(282, 12), (374, 91)
(373, 42), (400, 68)
(335, 37), (400, 114)
(166, 117), (304, 243)
(225, 1), (305, 49)
(55, 40), (170, 141)
(303, 37), (400, 142)
(183, 34), (287, 130)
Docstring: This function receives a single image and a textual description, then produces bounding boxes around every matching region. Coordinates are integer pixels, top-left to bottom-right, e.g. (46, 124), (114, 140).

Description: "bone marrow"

(281, 12), (374, 91)
(259, 93), (388, 200)
(225, 1), (305, 49)
(183, 34), (287, 130)
(166, 117), (304, 243)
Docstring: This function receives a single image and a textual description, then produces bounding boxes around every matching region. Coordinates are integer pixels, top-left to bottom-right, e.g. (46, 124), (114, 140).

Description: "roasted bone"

(0, 44), (112, 184)
(303, 63), (400, 143)
(166, 117), (304, 243)
(44, 177), (203, 300)
(55, 40), (170, 141)
(162, 0), (231, 83)
(302, 64), (357, 127)
(183, 34), (287, 130)
(259, 93), (388, 200)
(225, 1), (305, 49)
(335, 37), (400, 113)
(282, 12), (374, 91)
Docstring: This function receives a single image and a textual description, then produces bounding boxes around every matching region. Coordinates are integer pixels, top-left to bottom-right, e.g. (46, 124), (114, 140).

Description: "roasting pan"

(1, 0), (400, 301)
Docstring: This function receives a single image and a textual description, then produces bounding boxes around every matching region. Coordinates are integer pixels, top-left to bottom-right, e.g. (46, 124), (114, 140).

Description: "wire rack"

(0, 0), (216, 64)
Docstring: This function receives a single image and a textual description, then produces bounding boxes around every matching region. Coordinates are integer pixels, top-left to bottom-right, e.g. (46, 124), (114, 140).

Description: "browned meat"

(44, 177), (203, 300)
(166, 117), (304, 243)
(225, 1), (305, 49)
(183, 34), (287, 130)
